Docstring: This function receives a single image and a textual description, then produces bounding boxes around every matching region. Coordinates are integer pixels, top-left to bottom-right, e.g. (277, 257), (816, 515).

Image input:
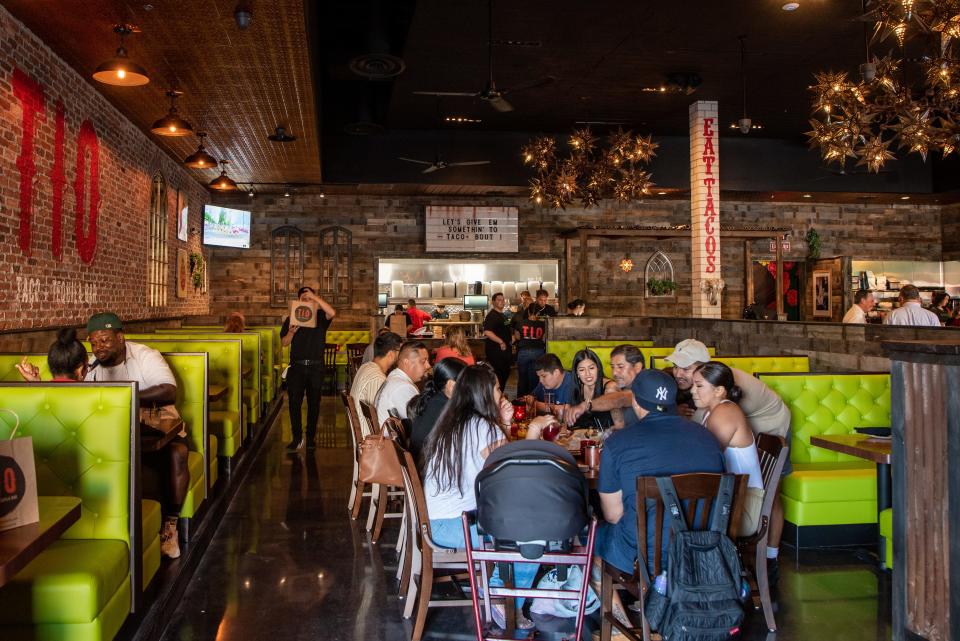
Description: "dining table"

(0, 496), (82, 588)
(207, 384), (228, 402)
(140, 417), (185, 452)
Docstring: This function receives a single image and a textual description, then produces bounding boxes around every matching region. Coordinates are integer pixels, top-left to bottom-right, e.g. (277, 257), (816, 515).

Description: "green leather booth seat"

(141, 499), (161, 591)
(0, 382), (141, 641)
(879, 508), (893, 569)
(651, 354), (810, 374)
(127, 339), (244, 466)
(250, 325), (282, 395)
(129, 333), (259, 430)
(545, 340), (656, 372)
(162, 353), (209, 521)
(759, 372), (891, 528)
(167, 327), (278, 403)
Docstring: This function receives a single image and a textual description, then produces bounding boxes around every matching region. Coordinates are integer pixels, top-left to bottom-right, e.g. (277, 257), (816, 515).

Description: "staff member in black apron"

(514, 289), (556, 397)
(281, 287), (337, 450)
(482, 292), (513, 390)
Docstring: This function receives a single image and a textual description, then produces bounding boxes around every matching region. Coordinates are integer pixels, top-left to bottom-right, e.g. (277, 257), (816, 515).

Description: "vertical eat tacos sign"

(689, 101), (721, 318)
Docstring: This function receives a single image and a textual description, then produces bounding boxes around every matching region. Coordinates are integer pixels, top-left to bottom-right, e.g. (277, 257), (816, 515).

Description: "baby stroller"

(462, 440), (597, 641)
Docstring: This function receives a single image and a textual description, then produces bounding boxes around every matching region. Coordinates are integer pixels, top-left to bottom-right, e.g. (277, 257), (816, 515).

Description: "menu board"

(425, 206), (518, 253)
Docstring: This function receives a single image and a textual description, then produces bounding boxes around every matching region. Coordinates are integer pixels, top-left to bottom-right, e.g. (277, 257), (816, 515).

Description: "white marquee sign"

(425, 206), (518, 253)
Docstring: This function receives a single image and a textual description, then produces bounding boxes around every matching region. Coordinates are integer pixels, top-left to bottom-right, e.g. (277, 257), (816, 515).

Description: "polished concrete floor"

(159, 397), (893, 641)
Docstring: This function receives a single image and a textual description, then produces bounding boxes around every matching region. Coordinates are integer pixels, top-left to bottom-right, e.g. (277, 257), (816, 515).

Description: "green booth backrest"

(758, 372), (892, 464)
(162, 353), (209, 487)
(164, 327), (276, 399)
(546, 340), (655, 371)
(128, 333), (259, 409)
(0, 354), (51, 382)
(97, 339), (243, 417)
(651, 354), (810, 374)
(0, 381), (141, 602)
(250, 325), (281, 366)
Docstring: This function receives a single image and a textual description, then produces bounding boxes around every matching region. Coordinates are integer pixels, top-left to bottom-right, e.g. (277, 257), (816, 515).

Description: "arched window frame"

(319, 225), (352, 305)
(270, 225), (305, 307)
(148, 172), (169, 307)
(644, 250), (676, 298)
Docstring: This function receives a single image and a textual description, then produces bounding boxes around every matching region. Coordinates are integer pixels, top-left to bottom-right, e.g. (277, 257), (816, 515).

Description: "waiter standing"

(281, 286), (337, 451)
(483, 292), (513, 390)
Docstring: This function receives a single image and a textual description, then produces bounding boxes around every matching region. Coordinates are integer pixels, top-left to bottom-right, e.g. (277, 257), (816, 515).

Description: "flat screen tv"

(377, 293), (388, 308)
(203, 205), (251, 248)
(464, 295), (489, 310)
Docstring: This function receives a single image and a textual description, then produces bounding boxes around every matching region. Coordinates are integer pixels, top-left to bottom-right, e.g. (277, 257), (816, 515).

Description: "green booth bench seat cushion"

(781, 462), (878, 526)
(209, 410), (242, 458)
(179, 451), (207, 519)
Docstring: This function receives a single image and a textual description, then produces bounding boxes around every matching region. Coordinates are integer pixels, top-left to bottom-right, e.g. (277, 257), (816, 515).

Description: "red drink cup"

(542, 422), (561, 441)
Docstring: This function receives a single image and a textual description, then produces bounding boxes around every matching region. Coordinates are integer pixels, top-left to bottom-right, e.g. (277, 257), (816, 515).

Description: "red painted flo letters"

(12, 67), (100, 263)
(701, 117), (717, 273)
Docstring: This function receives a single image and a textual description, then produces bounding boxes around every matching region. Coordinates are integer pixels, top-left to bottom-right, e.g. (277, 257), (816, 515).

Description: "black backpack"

(643, 475), (744, 641)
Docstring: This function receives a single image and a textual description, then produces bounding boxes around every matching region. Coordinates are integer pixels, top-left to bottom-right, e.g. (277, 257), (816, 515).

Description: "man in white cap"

(664, 338), (792, 583)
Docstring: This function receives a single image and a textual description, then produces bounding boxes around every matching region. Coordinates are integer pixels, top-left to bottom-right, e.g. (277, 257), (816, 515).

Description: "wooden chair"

(359, 400), (404, 543)
(398, 448), (479, 641)
(737, 434), (789, 632)
(600, 473), (748, 641)
(322, 343), (339, 394)
(340, 391), (373, 519)
(346, 342), (367, 388)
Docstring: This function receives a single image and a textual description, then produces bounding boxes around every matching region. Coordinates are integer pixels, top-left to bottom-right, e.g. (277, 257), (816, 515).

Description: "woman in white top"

(421, 364), (551, 627)
(690, 362), (765, 536)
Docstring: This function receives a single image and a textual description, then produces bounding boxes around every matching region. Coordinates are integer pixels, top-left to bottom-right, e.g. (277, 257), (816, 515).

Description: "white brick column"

(689, 101), (721, 318)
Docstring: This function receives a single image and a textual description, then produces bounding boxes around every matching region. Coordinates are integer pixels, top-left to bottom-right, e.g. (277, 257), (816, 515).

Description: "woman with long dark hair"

(691, 361), (764, 535)
(406, 357), (467, 459)
(569, 349), (620, 429)
(421, 364), (549, 628)
(16, 328), (89, 382)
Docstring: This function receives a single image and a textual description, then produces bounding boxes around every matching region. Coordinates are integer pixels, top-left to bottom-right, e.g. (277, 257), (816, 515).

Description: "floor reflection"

(160, 397), (892, 641)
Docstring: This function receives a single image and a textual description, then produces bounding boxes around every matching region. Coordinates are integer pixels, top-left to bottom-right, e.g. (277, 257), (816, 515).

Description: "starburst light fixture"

(522, 127), (658, 208)
(807, 1), (960, 171)
(619, 257), (635, 273)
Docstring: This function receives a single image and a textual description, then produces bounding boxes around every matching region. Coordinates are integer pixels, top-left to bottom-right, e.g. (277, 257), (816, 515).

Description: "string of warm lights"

(807, 1), (960, 171)
(521, 128), (658, 208)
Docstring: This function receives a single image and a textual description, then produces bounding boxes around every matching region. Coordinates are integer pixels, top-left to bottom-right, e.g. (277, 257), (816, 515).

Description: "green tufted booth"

(758, 372), (891, 534)
(545, 340), (655, 371)
(0, 356), (162, 593)
(128, 333), (260, 431)
(250, 325), (282, 394)
(121, 339), (244, 477)
(651, 354), (810, 374)
(279, 329), (371, 368)
(0, 382), (141, 641)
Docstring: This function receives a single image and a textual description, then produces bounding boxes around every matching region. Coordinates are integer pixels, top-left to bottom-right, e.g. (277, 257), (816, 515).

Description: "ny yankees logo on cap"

(655, 386), (669, 401)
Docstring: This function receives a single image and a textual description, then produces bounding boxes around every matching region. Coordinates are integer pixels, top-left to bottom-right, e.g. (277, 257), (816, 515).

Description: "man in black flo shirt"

(483, 292), (513, 390)
(280, 286), (337, 450)
(514, 289), (556, 397)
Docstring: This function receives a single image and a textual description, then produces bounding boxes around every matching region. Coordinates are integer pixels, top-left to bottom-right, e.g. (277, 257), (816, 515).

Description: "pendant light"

(184, 132), (218, 169)
(93, 25), (150, 86)
(209, 160), (238, 191)
(151, 90), (194, 137)
(732, 35), (762, 134)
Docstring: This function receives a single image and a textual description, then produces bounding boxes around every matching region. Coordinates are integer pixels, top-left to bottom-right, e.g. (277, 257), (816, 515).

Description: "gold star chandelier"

(522, 128), (658, 208)
(808, 1), (960, 172)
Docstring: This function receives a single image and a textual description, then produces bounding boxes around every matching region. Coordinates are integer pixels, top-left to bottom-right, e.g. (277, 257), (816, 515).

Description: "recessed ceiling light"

(657, 191), (667, 195)
(803, 193), (812, 198)
(900, 195), (911, 200)
(782, 2), (800, 11)
(444, 116), (482, 124)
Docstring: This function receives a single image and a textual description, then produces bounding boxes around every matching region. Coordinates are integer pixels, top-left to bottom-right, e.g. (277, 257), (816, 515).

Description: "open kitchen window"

(271, 225), (304, 307)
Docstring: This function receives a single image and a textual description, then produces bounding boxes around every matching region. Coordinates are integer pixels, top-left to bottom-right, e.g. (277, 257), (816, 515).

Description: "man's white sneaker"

(160, 517), (181, 559)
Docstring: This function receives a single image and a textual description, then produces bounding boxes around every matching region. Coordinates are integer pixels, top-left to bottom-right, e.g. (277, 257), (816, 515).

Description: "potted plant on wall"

(646, 277), (677, 297)
(189, 252), (205, 290)
(805, 228), (822, 260)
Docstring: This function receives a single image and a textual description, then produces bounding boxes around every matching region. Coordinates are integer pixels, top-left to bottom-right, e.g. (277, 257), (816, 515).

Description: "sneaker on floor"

(516, 611), (535, 630)
(286, 438), (304, 452)
(160, 517), (181, 559)
(490, 604), (535, 630)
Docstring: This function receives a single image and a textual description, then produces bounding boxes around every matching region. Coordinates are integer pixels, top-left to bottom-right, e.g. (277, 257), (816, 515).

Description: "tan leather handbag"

(358, 431), (404, 487)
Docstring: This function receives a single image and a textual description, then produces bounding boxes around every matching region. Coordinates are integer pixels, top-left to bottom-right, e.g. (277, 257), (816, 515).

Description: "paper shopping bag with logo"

(0, 409), (40, 532)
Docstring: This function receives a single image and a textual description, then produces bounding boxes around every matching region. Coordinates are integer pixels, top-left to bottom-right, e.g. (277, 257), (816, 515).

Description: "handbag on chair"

(358, 429), (404, 487)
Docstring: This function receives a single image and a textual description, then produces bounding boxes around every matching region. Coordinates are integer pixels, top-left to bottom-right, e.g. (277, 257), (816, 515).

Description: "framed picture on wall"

(813, 270), (831, 317)
(176, 190), (189, 242)
(176, 249), (190, 298)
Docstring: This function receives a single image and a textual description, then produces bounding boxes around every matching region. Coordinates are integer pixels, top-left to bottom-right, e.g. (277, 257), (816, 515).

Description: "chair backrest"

(324, 343), (339, 368)
(636, 473), (747, 578)
(347, 342), (367, 365)
(341, 391), (364, 454)
(383, 415), (408, 446)
(399, 448), (435, 553)
(754, 434), (789, 537)
(360, 399), (382, 434)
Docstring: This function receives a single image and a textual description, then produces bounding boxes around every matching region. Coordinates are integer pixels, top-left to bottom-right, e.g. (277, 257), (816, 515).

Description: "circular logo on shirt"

(0, 455), (27, 517)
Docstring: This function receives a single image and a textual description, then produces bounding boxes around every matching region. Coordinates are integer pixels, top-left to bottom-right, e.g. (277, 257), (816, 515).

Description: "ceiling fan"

(413, 0), (555, 112)
(398, 155), (491, 174)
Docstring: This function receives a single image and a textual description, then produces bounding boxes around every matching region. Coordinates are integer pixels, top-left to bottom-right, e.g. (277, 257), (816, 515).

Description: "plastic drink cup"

(542, 422), (561, 441)
(583, 445), (600, 469)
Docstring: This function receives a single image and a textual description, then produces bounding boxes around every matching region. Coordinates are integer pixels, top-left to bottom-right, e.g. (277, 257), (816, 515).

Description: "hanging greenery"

(805, 228), (822, 259)
(646, 278), (677, 296)
(189, 252), (205, 289)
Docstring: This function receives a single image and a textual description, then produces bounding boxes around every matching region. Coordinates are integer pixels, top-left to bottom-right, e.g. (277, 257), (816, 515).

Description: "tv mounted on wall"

(203, 205), (251, 248)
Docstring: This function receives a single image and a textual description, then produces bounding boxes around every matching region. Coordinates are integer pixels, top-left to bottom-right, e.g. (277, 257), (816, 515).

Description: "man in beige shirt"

(665, 339), (792, 583)
(350, 332), (403, 436)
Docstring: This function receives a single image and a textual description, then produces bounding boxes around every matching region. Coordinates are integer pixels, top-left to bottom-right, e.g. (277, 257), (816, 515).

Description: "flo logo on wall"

(12, 67), (100, 263)
(0, 455), (27, 518)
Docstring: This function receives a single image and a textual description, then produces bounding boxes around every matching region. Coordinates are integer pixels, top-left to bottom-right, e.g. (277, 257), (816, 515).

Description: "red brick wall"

(0, 6), (210, 333)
